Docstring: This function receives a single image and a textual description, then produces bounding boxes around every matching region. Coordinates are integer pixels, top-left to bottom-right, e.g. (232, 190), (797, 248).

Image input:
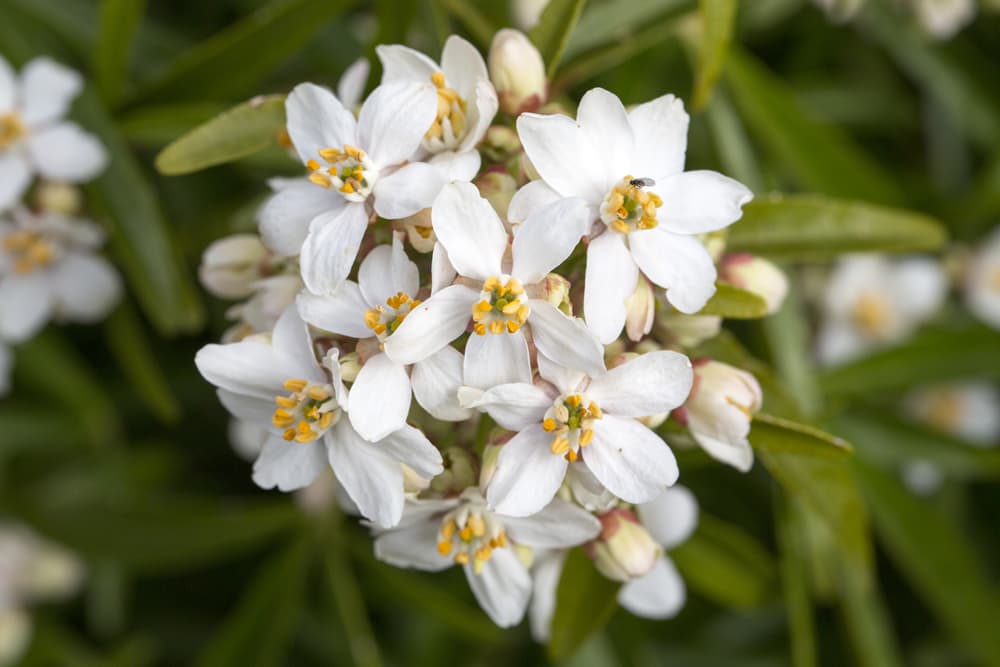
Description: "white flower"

(297, 233), (472, 441)
(512, 88), (752, 343)
(376, 35), (498, 155)
(964, 227), (1000, 330)
(816, 254), (946, 366)
(903, 382), (1000, 446)
(912, 0), (975, 39)
(383, 181), (606, 390)
(0, 208), (121, 343)
(462, 351), (692, 516)
(0, 344), (10, 396)
(194, 306), (443, 528)
(0, 56), (108, 210)
(199, 233), (270, 300)
(372, 488), (599, 628)
(257, 81), (442, 295)
(678, 359), (762, 473)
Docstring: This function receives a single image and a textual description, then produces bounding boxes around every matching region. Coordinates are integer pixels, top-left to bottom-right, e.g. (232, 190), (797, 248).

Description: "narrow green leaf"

(705, 88), (764, 193)
(692, 0), (738, 110)
(155, 95), (287, 175)
(74, 89), (204, 335)
(119, 102), (228, 147)
(0, 407), (86, 453)
(563, 0), (692, 61)
(529, 0), (587, 78)
(837, 559), (905, 667)
(751, 413), (853, 460)
(699, 281), (768, 319)
(435, 0), (495, 48)
(548, 547), (619, 661)
(196, 536), (311, 667)
(729, 194), (948, 260)
(774, 492), (817, 667)
(130, 0), (353, 103)
(94, 0), (146, 106)
(323, 518), (382, 667)
(725, 49), (903, 205)
(855, 461), (1000, 667)
(759, 284), (822, 418)
(672, 513), (777, 608)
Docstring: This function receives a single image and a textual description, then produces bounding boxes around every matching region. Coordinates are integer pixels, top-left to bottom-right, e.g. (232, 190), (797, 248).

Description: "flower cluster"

(0, 55), (119, 396)
(195, 31), (775, 629)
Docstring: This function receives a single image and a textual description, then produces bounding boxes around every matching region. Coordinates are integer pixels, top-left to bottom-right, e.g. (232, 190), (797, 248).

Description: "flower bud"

(489, 29), (547, 116)
(479, 428), (514, 488)
(430, 447), (477, 495)
(402, 464), (431, 495)
(720, 253), (789, 315)
(624, 276), (655, 341)
(654, 309), (722, 348)
(35, 181), (82, 215)
(586, 508), (661, 582)
(338, 351), (362, 383)
(396, 208), (436, 254)
(682, 359), (762, 472)
(542, 273), (572, 315)
(476, 170), (518, 222)
(199, 234), (269, 299)
(482, 125), (522, 162)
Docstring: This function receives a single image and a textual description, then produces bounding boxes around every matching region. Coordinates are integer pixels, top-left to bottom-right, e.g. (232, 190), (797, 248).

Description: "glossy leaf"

(94, 0), (145, 106)
(563, 0), (692, 61)
(692, 0), (738, 110)
(548, 547), (619, 661)
(774, 492), (817, 667)
(751, 413), (853, 460)
(699, 281), (769, 319)
(529, 0), (587, 78)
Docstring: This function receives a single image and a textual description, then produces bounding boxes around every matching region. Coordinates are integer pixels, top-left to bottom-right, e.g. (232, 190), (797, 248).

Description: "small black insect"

(629, 177), (655, 188)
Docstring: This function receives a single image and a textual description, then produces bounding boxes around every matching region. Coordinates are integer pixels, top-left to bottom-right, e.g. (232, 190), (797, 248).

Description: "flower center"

(600, 176), (662, 235)
(436, 506), (507, 574)
(1, 230), (56, 274)
(364, 292), (421, 341)
(852, 293), (892, 338)
(471, 276), (529, 335)
(542, 393), (602, 462)
(424, 71), (467, 152)
(271, 378), (341, 443)
(306, 145), (376, 201)
(0, 113), (25, 151)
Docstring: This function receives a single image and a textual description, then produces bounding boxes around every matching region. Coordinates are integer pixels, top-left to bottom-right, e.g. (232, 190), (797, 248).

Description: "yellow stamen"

(579, 429), (594, 446)
(437, 541), (453, 556)
(543, 418), (557, 432)
(283, 379), (308, 392)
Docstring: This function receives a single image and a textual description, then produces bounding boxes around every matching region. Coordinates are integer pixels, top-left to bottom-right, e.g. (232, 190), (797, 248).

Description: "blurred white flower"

(903, 382), (1000, 445)
(511, 0), (550, 30)
(964, 227), (1000, 330)
(372, 488), (599, 628)
(811, 0), (866, 21)
(0, 56), (107, 210)
(0, 207), (120, 343)
(912, 0), (976, 39)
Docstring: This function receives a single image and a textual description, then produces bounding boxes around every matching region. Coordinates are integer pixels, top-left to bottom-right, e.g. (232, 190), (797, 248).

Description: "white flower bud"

(402, 464), (431, 495)
(479, 428), (514, 488)
(430, 447), (478, 495)
(199, 234), (269, 299)
(475, 170), (518, 222)
(541, 272), (572, 314)
(964, 228), (1000, 331)
(397, 208), (436, 254)
(586, 508), (661, 582)
(624, 276), (655, 341)
(511, 0), (550, 30)
(654, 309), (722, 348)
(338, 351), (362, 383)
(720, 253), (789, 315)
(35, 181), (82, 215)
(22, 546), (84, 602)
(680, 360), (762, 472)
(489, 29), (547, 115)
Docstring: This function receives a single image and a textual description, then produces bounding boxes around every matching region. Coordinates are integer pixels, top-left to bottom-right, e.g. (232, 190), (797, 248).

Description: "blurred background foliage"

(1, 0), (1000, 665)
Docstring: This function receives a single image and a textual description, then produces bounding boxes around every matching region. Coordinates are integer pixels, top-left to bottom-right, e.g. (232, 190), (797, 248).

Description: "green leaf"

(118, 102), (228, 147)
(562, 0), (692, 61)
(698, 281), (769, 319)
(94, 0), (146, 106)
(759, 284), (822, 418)
(529, 0), (587, 78)
(725, 48), (903, 205)
(195, 536), (311, 667)
(75, 89), (204, 335)
(548, 547), (619, 661)
(323, 516), (382, 667)
(837, 558), (905, 667)
(130, 0), (354, 103)
(672, 513), (777, 608)
(751, 413), (853, 460)
(774, 492), (817, 667)
(728, 194), (948, 260)
(692, 0), (738, 110)
(435, 0), (496, 48)
(155, 95), (287, 175)
(855, 461), (1000, 667)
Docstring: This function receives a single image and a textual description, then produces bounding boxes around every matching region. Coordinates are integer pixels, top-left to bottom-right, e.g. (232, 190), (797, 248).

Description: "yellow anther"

(566, 394), (581, 408)
(506, 320), (521, 334)
(454, 552), (469, 565)
(543, 418), (557, 432)
(318, 148), (342, 161)
(308, 172), (332, 188)
(319, 412), (334, 429)
(475, 545), (492, 561)
(611, 220), (630, 234)
(588, 402), (602, 419)
(272, 410), (294, 428)
(441, 520), (456, 540)
(283, 429), (296, 441)
(283, 379), (308, 392)
(431, 71), (446, 88)
(437, 541), (453, 556)
(579, 429), (594, 447)
(340, 182), (354, 194)
(501, 300), (521, 315)
(483, 276), (499, 291)
(468, 514), (486, 537)
(477, 300), (493, 312)
(550, 437), (570, 455)
(459, 525), (474, 542)
(275, 396), (297, 409)
(473, 323), (486, 336)
(297, 421), (312, 434)
(489, 320), (504, 335)
(295, 431), (318, 443)
(306, 159), (321, 171)
(565, 449), (579, 462)
(307, 386), (330, 401)
(517, 305), (530, 323)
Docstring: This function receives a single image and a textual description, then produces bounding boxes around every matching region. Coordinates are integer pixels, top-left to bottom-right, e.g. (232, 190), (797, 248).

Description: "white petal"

(19, 57), (82, 126)
(411, 345), (473, 421)
(375, 44), (439, 83)
(296, 282), (371, 338)
(577, 88), (634, 181)
(587, 350), (693, 417)
(458, 79), (499, 152)
(195, 339), (289, 400)
(618, 556), (686, 619)
(690, 431), (754, 472)
(636, 486), (699, 549)
(336, 58), (370, 110)
(511, 197), (589, 284)
(431, 181), (506, 281)
(285, 83), (357, 165)
(0, 272), (52, 342)
(252, 435), (328, 492)
(429, 149), (481, 182)
(503, 497), (601, 548)
(463, 329), (532, 390)
(441, 35), (488, 98)
(257, 178), (343, 257)
(0, 55), (15, 113)
(373, 161), (447, 219)
(507, 180), (563, 224)
(382, 284), (478, 365)
(348, 352), (413, 442)
(529, 551), (565, 642)
(655, 171), (753, 235)
(374, 509), (453, 572)
(457, 381), (551, 431)
(300, 202), (369, 295)
(326, 420), (405, 528)
(431, 241), (456, 294)
(528, 300), (606, 378)
(516, 111), (605, 202)
(358, 234), (419, 307)
(584, 232), (637, 344)
(270, 305), (325, 381)
(49, 252), (121, 322)
(815, 321), (868, 367)
(359, 82), (437, 167)
(537, 353), (587, 395)
(27, 122), (107, 182)
(627, 93), (689, 180)
(892, 258), (947, 321)
(375, 424), (444, 479)
(217, 389), (274, 424)
(486, 424), (569, 517)
(629, 229), (717, 314)
(0, 152), (32, 211)
(584, 415), (678, 504)
(464, 547), (532, 627)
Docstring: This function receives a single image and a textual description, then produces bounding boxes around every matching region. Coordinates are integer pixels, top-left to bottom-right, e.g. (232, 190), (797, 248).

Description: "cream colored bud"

(397, 208), (436, 254)
(402, 464), (431, 494)
(476, 170), (518, 222)
(511, 0), (549, 30)
(479, 429), (513, 488)
(654, 310), (722, 348)
(720, 253), (789, 315)
(624, 276), (656, 341)
(199, 234), (269, 299)
(338, 351), (362, 383)
(35, 181), (82, 215)
(542, 273), (572, 315)
(430, 447), (477, 495)
(483, 125), (522, 162)
(586, 509), (661, 582)
(682, 359), (762, 472)
(489, 29), (547, 115)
